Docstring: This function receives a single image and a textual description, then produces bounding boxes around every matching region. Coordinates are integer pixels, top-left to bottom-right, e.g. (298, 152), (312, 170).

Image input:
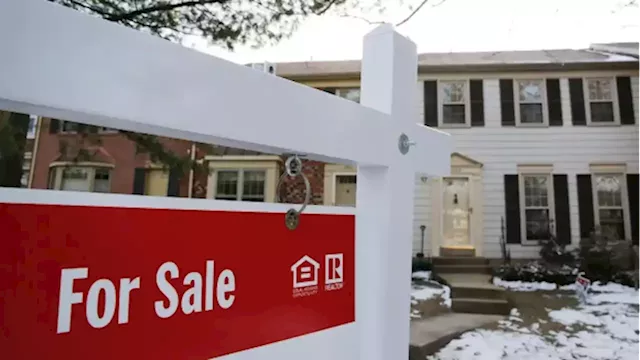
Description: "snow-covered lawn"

(428, 280), (639, 360)
(411, 271), (451, 319)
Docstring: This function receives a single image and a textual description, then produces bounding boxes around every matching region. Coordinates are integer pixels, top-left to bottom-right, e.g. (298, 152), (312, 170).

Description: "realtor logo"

(325, 253), (344, 291)
(291, 255), (320, 297)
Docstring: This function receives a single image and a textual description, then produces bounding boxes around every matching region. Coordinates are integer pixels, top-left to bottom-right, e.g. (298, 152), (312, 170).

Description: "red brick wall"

(277, 158), (325, 205)
(31, 118), (192, 196)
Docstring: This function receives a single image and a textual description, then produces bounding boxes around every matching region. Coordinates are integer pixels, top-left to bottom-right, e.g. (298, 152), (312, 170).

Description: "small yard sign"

(575, 273), (591, 303)
(0, 201), (355, 359)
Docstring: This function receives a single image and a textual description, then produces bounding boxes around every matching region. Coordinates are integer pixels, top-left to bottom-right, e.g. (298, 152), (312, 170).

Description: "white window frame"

(213, 168), (267, 202)
(517, 165), (555, 245)
(332, 172), (357, 207)
(437, 79), (470, 128)
(26, 115), (37, 139)
(590, 164), (631, 241)
(335, 87), (361, 103)
(583, 77), (620, 126)
(48, 163), (113, 193)
(514, 79), (548, 127)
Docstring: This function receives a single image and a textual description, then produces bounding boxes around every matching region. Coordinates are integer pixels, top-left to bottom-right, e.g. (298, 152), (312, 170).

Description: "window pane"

(61, 121), (79, 132)
(588, 79), (612, 101)
(26, 116), (37, 139)
(518, 80), (543, 102)
(590, 102), (614, 123)
(524, 176), (548, 207)
(443, 105), (465, 124)
(337, 88), (360, 103)
(595, 175), (622, 206)
(525, 209), (550, 240)
(215, 171), (238, 200)
(93, 168), (111, 193)
(520, 104), (543, 124)
(599, 209), (625, 240)
(242, 171), (265, 202)
(61, 168), (90, 192)
(442, 82), (465, 103)
(338, 175), (357, 184)
(20, 171), (29, 187)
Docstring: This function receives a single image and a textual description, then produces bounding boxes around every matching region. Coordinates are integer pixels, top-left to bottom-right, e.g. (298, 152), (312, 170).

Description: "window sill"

(515, 123), (548, 128)
(519, 241), (542, 247)
(439, 123), (471, 129)
(587, 122), (621, 127)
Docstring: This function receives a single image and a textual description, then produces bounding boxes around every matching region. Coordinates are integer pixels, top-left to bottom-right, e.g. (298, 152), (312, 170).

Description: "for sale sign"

(0, 203), (355, 359)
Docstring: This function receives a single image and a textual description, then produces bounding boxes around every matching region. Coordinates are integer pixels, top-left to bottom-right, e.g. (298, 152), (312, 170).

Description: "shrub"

(411, 257), (432, 273)
(493, 261), (577, 286)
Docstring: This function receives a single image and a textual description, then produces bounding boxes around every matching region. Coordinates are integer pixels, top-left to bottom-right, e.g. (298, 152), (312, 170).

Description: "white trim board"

(0, 188), (356, 216)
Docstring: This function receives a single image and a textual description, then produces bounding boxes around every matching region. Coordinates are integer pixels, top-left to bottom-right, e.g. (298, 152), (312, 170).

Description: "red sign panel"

(0, 203), (355, 359)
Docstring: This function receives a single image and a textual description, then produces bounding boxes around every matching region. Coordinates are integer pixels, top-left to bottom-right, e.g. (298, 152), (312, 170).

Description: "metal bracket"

(398, 133), (415, 155)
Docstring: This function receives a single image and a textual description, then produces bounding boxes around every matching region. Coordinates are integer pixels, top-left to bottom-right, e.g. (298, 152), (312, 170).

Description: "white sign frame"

(0, 1), (452, 359)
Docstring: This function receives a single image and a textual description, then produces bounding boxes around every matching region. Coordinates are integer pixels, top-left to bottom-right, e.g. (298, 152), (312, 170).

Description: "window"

(58, 120), (115, 133)
(585, 78), (616, 124)
(214, 170), (266, 202)
(515, 80), (546, 125)
(440, 81), (468, 125)
(519, 173), (555, 243)
(21, 152), (32, 188)
(336, 88), (360, 103)
(593, 174), (626, 240)
(26, 115), (37, 139)
(49, 165), (112, 192)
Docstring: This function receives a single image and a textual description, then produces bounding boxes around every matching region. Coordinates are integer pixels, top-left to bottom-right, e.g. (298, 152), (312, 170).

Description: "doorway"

(441, 177), (471, 247)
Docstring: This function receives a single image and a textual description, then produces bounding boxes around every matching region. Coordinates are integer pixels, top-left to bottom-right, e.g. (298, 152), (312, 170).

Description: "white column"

(356, 24), (418, 360)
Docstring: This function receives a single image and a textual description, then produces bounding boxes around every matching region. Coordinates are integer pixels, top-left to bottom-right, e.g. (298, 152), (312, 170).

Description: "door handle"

(468, 207), (473, 214)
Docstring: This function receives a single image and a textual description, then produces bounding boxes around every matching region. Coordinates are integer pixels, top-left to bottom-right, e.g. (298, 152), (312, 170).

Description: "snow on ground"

(410, 271), (451, 318)
(429, 282), (639, 360)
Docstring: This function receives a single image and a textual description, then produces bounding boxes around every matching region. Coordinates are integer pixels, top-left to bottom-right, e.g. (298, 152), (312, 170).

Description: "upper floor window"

(52, 119), (116, 133)
(26, 115), (37, 139)
(440, 81), (468, 126)
(515, 79), (547, 125)
(585, 78), (616, 124)
(336, 88), (360, 103)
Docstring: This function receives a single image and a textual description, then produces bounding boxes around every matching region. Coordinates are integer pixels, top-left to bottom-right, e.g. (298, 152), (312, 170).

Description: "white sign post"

(0, 1), (452, 359)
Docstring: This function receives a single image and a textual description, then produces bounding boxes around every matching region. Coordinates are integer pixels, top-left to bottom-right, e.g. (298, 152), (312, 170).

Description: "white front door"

(441, 177), (471, 247)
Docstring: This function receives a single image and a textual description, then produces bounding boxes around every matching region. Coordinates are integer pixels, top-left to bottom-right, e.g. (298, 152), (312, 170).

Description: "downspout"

(27, 116), (42, 188)
(187, 142), (196, 198)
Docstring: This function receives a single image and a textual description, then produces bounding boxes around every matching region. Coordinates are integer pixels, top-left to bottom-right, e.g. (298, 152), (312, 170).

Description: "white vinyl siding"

(414, 71), (639, 258)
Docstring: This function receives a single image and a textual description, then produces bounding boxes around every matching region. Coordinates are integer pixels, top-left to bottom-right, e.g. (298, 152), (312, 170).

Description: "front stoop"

(439, 247), (475, 257)
(434, 258), (511, 316)
(409, 313), (504, 359)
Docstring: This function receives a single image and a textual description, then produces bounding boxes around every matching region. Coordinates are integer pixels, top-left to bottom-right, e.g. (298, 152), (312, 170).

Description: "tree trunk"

(0, 112), (30, 187)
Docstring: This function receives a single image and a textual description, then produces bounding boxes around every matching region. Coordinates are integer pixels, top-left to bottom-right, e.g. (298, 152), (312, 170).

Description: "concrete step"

(433, 264), (492, 274)
(451, 286), (506, 300)
(451, 298), (511, 316)
(432, 257), (489, 266)
(440, 247), (475, 257)
(409, 313), (504, 359)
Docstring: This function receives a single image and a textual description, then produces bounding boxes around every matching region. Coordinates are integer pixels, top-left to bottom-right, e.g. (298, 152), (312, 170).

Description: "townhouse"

(20, 42), (639, 260)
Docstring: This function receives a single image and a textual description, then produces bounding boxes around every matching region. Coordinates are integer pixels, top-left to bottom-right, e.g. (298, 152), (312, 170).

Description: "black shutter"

(504, 174), (521, 243)
(167, 169), (181, 197)
(616, 77), (635, 125)
(49, 118), (60, 133)
(500, 79), (515, 126)
(132, 168), (146, 195)
(546, 79), (563, 126)
(627, 174), (639, 244)
(470, 79), (484, 127)
(553, 175), (571, 244)
(576, 174), (594, 239)
(424, 80), (438, 127)
(569, 78), (586, 125)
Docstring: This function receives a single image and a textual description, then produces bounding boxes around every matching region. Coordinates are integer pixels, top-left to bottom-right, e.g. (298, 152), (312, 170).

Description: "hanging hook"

(276, 154), (311, 230)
